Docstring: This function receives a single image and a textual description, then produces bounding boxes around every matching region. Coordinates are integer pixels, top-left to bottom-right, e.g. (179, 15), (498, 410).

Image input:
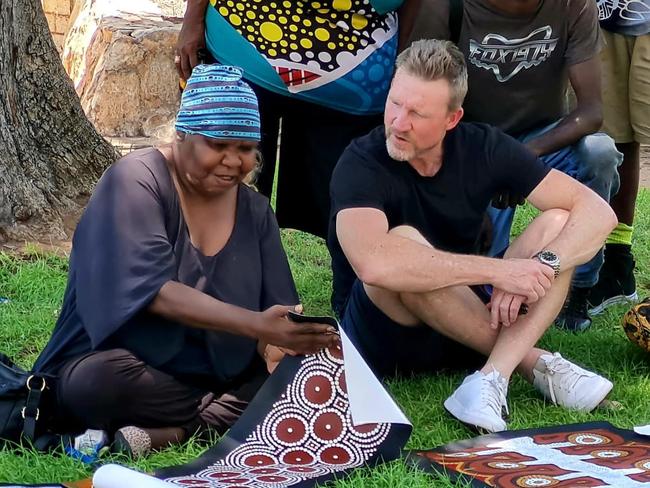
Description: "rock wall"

(63, 0), (183, 137)
(42, 0), (74, 51)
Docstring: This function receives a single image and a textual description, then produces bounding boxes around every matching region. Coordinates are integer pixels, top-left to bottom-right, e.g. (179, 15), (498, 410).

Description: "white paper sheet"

(92, 464), (177, 488)
(634, 424), (650, 436)
(339, 327), (411, 427)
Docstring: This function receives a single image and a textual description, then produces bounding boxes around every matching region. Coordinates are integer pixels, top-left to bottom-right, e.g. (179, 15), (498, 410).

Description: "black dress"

(35, 147), (298, 389)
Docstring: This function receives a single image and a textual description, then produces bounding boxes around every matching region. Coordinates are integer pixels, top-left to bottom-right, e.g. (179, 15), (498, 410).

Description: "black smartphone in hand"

(287, 311), (339, 333)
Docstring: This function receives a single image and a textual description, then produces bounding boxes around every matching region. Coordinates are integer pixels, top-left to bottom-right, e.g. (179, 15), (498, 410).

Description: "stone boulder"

(63, 0), (182, 137)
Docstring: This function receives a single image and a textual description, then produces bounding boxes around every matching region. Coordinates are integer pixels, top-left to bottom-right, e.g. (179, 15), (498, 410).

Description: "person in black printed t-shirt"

(405, 0), (624, 332)
(328, 40), (617, 434)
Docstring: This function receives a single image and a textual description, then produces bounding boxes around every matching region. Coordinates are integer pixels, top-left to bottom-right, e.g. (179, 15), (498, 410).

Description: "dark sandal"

(112, 426), (152, 458)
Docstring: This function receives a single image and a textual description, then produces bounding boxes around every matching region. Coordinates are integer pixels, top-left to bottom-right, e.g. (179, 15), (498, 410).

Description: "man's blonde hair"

(395, 39), (468, 110)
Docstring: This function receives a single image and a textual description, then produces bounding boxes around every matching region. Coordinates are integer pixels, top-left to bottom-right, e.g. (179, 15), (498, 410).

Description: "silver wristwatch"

(534, 250), (560, 278)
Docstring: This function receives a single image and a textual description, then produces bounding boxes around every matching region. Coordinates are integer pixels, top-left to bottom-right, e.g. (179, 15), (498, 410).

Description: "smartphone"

(287, 311), (340, 333)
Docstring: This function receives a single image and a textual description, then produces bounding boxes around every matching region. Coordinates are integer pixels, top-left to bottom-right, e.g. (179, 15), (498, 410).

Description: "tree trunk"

(0, 0), (118, 242)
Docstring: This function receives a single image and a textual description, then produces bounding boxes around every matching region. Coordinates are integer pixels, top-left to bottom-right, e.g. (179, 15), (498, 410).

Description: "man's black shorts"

(340, 280), (485, 379)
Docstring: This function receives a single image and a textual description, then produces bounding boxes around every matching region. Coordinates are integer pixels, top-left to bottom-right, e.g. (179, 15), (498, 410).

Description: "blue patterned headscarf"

(175, 65), (261, 141)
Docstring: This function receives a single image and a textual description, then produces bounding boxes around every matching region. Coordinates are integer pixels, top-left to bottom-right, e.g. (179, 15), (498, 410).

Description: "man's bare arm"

(525, 57), (603, 157)
(336, 207), (553, 301)
(527, 169), (617, 268)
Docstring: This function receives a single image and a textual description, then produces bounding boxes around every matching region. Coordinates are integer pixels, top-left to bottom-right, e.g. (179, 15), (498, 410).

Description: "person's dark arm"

(525, 57), (603, 157)
(150, 281), (260, 337)
(150, 282), (339, 354)
(176, 0), (209, 80)
(397, 0), (423, 52)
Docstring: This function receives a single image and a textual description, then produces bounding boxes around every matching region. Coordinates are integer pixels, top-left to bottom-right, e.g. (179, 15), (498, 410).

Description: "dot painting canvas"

(406, 422), (650, 488)
(92, 316), (412, 487)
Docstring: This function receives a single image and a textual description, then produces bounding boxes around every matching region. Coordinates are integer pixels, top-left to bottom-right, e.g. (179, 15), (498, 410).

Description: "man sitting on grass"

(328, 39), (617, 433)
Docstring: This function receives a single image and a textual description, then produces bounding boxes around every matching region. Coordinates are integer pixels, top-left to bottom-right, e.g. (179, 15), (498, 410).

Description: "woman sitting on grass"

(33, 64), (338, 457)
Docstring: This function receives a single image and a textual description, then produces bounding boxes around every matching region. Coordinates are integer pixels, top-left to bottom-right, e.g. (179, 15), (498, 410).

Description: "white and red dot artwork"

(152, 322), (412, 488)
(91, 320), (411, 488)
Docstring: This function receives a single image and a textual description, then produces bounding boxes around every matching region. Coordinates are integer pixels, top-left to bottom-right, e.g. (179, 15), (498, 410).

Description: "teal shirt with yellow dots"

(205, 0), (404, 114)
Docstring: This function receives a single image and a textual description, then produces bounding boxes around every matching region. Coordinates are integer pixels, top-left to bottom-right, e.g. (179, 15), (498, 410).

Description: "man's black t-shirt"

(327, 123), (551, 317)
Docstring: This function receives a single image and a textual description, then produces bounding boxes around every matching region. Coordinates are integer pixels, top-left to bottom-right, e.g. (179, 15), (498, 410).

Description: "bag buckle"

(26, 375), (46, 392)
(21, 406), (40, 421)
(21, 375), (45, 421)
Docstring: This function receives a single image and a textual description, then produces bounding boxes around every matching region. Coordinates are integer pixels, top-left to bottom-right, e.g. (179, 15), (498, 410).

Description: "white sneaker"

(532, 353), (613, 411)
(444, 370), (509, 433)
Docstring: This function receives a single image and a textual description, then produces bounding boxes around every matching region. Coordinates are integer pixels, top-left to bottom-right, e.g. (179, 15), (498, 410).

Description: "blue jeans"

(488, 122), (623, 288)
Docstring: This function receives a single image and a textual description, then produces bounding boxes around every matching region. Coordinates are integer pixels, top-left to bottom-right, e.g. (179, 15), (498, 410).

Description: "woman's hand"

(254, 305), (340, 355)
(261, 344), (299, 373)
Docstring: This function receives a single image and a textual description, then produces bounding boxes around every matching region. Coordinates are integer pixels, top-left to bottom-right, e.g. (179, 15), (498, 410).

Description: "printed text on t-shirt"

(468, 26), (559, 82)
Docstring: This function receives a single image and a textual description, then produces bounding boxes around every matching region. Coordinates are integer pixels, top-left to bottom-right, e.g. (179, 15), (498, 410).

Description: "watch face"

(539, 251), (558, 262)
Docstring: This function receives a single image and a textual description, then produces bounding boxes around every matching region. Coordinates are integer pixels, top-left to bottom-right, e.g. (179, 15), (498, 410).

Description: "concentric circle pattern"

(165, 347), (392, 487)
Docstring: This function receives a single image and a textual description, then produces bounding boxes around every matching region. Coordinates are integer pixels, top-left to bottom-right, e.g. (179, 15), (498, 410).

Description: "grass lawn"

(1, 193), (650, 486)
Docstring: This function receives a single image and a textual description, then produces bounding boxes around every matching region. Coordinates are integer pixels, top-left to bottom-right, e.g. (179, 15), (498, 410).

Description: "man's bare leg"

(484, 210), (571, 380)
(363, 210), (612, 431)
(364, 209), (571, 380)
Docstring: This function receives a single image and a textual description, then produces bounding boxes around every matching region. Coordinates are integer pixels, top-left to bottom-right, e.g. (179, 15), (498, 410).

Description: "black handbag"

(0, 352), (49, 444)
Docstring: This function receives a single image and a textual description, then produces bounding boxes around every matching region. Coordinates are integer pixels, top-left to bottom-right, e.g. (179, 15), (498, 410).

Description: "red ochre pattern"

(165, 346), (391, 487)
(275, 67), (320, 87)
(415, 429), (650, 487)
